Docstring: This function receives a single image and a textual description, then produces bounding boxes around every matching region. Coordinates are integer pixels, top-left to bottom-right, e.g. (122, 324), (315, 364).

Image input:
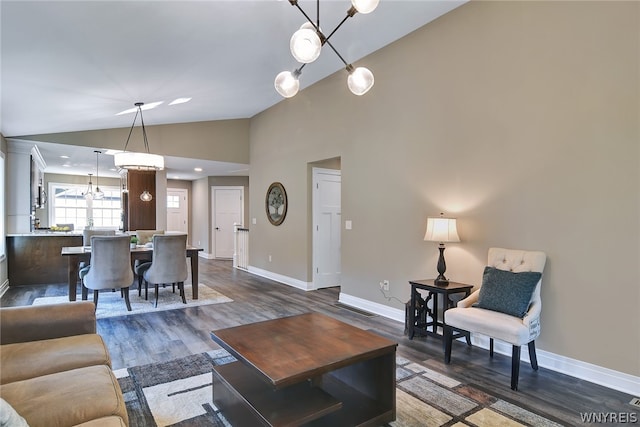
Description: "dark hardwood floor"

(2, 258), (637, 426)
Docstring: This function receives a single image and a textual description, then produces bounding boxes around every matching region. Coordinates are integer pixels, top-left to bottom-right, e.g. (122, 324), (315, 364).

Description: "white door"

(167, 188), (188, 234)
(313, 168), (341, 289)
(212, 186), (243, 259)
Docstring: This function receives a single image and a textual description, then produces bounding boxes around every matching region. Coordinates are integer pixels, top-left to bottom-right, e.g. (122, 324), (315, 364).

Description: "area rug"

(114, 351), (565, 427)
(32, 284), (233, 319)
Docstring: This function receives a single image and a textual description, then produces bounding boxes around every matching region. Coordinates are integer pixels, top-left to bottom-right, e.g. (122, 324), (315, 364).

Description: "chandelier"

(83, 173), (95, 200)
(275, 0), (379, 98)
(92, 150), (104, 200)
(114, 102), (165, 171)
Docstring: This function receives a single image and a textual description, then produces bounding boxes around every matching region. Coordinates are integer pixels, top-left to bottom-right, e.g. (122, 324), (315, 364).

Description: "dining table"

(61, 244), (204, 302)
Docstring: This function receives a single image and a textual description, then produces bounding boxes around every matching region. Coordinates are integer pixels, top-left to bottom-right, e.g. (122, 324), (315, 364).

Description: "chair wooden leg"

(82, 284), (89, 301)
(490, 338), (494, 357)
(179, 282), (186, 304)
(528, 341), (538, 370)
(154, 284), (159, 308)
(123, 287), (132, 311)
(172, 283), (176, 293)
(138, 275), (143, 297)
(444, 325), (453, 364)
(145, 281), (149, 300)
(511, 345), (521, 391)
(93, 290), (99, 310)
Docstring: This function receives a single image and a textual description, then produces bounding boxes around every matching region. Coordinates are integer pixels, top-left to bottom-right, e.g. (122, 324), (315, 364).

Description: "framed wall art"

(266, 182), (287, 226)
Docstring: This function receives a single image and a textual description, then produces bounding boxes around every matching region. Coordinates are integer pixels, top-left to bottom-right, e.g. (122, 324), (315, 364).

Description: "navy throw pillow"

(476, 266), (541, 318)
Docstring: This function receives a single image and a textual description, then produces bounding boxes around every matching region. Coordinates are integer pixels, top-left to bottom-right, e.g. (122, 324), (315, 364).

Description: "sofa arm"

(0, 302), (96, 345)
(456, 289), (480, 308)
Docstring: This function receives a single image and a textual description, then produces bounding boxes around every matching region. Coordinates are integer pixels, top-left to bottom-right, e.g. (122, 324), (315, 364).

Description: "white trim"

(0, 279), (9, 299)
(198, 251), (214, 260)
(338, 291), (640, 396)
(339, 292), (405, 323)
(248, 266), (313, 291)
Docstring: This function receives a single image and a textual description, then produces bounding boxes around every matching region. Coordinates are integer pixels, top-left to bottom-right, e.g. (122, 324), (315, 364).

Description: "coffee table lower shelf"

(213, 361), (393, 427)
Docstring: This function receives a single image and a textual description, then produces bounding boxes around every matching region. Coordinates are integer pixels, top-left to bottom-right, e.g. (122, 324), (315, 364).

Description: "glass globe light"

(290, 28), (321, 63)
(347, 66), (374, 95)
(351, 0), (379, 14)
(140, 190), (153, 202)
(274, 71), (300, 98)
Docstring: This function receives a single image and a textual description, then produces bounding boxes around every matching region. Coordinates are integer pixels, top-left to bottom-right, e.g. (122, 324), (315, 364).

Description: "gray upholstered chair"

(136, 234), (188, 308)
(80, 235), (134, 311)
(444, 247), (546, 390)
(135, 229), (164, 245)
(82, 228), (116, 245)
(79, 228), (117, 279)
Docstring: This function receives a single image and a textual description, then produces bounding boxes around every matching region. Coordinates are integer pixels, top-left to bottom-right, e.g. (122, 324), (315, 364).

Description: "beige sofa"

(0, 302), (129, 427)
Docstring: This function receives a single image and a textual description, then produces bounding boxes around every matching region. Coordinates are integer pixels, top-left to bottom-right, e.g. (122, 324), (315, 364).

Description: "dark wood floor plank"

(1, 258), (637, 426)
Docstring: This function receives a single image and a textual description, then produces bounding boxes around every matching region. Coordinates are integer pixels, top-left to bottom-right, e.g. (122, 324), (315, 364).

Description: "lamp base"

(434, 276), (449, 286)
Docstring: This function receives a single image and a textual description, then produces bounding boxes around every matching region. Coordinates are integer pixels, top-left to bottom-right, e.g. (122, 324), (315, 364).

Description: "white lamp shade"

(351, 0), (379, 14)
(274, 71), (300, 98)
(424, 217), (460, 243)
(347, 66), (374, 95)
(114, 151), (164, 170)
(290, 28), (322, 63)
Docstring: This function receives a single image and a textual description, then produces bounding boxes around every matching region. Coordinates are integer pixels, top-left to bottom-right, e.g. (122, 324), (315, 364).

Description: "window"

(167, 194), (180, 208)
(48, 183), (122, 229)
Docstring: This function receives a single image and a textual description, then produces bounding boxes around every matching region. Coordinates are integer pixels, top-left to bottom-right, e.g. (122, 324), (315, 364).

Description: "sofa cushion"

(0, 365), (128, 427)
(74, 416), (128, 427)
(0, 334), (111, 384)
(0, 398), (29, 427)
(476, 266), (541, 318)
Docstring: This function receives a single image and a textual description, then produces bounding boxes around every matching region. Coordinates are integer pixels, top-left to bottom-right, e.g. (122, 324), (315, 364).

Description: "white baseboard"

(198, 252), (215, 260)
(339, 291), (640, 397)
(0, 279), (9, 299)
(247, 266), (313, 291)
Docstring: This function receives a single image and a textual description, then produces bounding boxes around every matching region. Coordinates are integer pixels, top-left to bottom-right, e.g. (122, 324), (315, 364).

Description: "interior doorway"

(312, 167), (341, 289)
(167, 188), (188, 235)
(211, 186), (244, 259)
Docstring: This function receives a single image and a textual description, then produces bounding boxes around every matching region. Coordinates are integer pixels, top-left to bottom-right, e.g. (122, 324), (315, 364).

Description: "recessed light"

(62, 164), (71, 167)
(169, 97), (192, 106)
(194, 167), (203, 172)
(60, 155), (69, 159)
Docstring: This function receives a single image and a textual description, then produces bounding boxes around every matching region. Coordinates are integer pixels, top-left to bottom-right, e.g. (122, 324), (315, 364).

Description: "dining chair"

(135, 234), (188, 308)
(444, 247), (546, 390)
(79, 229), (117, 275)
(80, 235), (134, 311)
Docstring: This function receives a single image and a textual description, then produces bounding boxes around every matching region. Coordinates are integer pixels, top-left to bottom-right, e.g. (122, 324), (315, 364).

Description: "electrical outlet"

(382, 280), (390, 291)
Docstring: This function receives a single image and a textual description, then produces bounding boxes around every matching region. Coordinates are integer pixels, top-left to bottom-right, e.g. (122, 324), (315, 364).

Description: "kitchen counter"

(7, 233), (83, 286)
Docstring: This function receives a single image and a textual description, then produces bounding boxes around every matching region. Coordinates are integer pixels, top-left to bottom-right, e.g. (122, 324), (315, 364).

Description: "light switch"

(345, 220), (352, 230)
(252, 218), (257, 225)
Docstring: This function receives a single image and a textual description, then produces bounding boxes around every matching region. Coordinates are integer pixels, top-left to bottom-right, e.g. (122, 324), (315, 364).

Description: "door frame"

(312, 167), (342, 290)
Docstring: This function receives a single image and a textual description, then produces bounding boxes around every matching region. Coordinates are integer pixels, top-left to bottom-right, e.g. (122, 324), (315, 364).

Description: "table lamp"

(424, 213), (460, 285)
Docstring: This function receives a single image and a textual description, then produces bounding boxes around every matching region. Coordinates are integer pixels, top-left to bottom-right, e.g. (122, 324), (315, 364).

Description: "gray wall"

(249, 1), (639, 376)
(1, 135), (7, 291)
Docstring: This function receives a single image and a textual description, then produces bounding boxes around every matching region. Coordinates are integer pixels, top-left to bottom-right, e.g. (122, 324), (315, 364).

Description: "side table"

(408, 279), (472, 344)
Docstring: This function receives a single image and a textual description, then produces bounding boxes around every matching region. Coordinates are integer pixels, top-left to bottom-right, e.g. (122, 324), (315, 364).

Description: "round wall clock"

(266, 182), (287, 226)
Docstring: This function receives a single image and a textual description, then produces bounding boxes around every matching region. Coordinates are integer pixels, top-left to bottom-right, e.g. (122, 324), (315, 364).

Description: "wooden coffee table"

(210, 312), (397, 426)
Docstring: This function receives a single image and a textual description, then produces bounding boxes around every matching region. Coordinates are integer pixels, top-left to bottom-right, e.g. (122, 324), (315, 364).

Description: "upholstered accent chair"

(444, 247), (546, 390)
(135, 234), (188, 308)
(80, 235), (134, 311)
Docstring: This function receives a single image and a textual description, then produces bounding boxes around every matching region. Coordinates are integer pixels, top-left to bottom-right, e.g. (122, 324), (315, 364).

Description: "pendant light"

(140, 190), (153, 202)
(93, 150), (104, 200)
(275, 0), (379, 97)
(83, 174), (94, 200)
(114, 102), (165, 171)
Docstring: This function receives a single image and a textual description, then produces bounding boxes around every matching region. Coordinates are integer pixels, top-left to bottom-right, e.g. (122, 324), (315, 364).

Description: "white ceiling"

(1, 0), (465, 180)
